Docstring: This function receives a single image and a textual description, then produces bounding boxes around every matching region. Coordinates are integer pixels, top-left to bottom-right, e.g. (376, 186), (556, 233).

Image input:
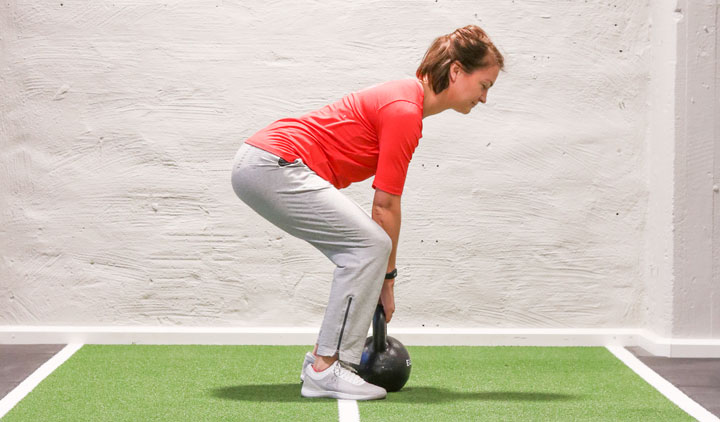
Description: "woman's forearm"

(372, 199), (400, 272)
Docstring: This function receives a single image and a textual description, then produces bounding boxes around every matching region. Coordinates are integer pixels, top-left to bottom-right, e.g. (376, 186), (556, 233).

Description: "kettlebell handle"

(372, 304), (388, 353)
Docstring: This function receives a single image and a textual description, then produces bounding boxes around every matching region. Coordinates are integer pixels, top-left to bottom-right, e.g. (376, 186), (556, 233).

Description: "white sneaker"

(300, 351), (316, 382)
(300, 360), (387, 400)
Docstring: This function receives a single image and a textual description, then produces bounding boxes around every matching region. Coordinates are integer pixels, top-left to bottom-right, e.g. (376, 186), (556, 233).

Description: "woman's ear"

(449, 60), (461, 83)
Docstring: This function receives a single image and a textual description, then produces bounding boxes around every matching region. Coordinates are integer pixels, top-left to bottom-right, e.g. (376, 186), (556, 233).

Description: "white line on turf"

(606, 346), (719, 422)
(0, 343), (83, 419)
(338, 399), (360, 422)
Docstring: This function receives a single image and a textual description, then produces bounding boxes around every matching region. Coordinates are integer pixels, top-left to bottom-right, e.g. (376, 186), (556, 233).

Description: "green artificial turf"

(359, 346), (695, 421)
(3, 345), (335, 422)
(2, 345), (694, 421)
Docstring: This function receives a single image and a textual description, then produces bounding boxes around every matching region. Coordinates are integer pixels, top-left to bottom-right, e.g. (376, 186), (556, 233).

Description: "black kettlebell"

(352, 304), (412, 392)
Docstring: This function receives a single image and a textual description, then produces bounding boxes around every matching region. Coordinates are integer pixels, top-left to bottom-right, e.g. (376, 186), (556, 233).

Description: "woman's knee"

(230, 169), (246, 199)
(369, 225), (392, 260)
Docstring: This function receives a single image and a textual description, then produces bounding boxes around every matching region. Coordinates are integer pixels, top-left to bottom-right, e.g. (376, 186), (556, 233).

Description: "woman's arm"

(372, 188), (401, 322)
(372, 188), (401, 272)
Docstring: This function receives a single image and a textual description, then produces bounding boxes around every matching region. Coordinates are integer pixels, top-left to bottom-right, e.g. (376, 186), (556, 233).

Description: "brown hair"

(416, 25), (504, 94)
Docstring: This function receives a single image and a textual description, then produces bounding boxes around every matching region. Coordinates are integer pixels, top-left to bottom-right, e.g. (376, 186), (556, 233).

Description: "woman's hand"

(378, 279), (395, 323)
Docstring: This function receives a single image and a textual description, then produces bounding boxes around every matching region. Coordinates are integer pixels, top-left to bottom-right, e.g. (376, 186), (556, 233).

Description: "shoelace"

(333, 361), (366, 386)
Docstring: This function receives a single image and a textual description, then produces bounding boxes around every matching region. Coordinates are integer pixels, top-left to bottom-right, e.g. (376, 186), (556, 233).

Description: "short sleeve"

(372, 101), (423, 196)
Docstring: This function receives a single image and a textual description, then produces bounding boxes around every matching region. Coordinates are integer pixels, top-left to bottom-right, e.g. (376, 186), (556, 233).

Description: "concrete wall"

(671, 0), (720, 339)
(644, 1), (679, 339)
(0, 1), (662, 331)
(644, 0), (720, 344)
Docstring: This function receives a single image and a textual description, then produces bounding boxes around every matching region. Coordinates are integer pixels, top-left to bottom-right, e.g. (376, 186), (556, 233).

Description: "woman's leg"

(312, 344), (337, 371)
(231, 143), (391, 366)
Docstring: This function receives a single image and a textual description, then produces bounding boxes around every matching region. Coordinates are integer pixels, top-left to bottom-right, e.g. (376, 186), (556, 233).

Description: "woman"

(231, 25), (503, 400)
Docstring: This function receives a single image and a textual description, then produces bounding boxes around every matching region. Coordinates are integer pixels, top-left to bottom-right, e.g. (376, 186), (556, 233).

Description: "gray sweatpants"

(230, 143), (391, 365)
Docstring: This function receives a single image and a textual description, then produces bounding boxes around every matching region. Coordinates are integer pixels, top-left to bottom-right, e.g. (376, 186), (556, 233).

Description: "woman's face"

(447, 62), (500, 114)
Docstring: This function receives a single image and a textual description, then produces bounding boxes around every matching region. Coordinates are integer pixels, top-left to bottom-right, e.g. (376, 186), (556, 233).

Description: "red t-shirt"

(245, 78), (424, 196)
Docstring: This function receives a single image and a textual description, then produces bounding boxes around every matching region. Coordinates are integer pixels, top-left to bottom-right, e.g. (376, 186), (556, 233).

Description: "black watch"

(385, 268), (397, 280)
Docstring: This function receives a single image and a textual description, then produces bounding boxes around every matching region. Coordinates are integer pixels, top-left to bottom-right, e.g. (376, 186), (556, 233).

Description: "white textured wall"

(644, 0), (720, 341)
(644, 1), (677, 338)
(1, 1), (652, 329)
(671, 0), (720, 339)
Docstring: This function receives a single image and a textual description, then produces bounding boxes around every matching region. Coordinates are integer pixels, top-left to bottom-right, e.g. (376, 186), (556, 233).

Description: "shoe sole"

(300, 386), (386, 401)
